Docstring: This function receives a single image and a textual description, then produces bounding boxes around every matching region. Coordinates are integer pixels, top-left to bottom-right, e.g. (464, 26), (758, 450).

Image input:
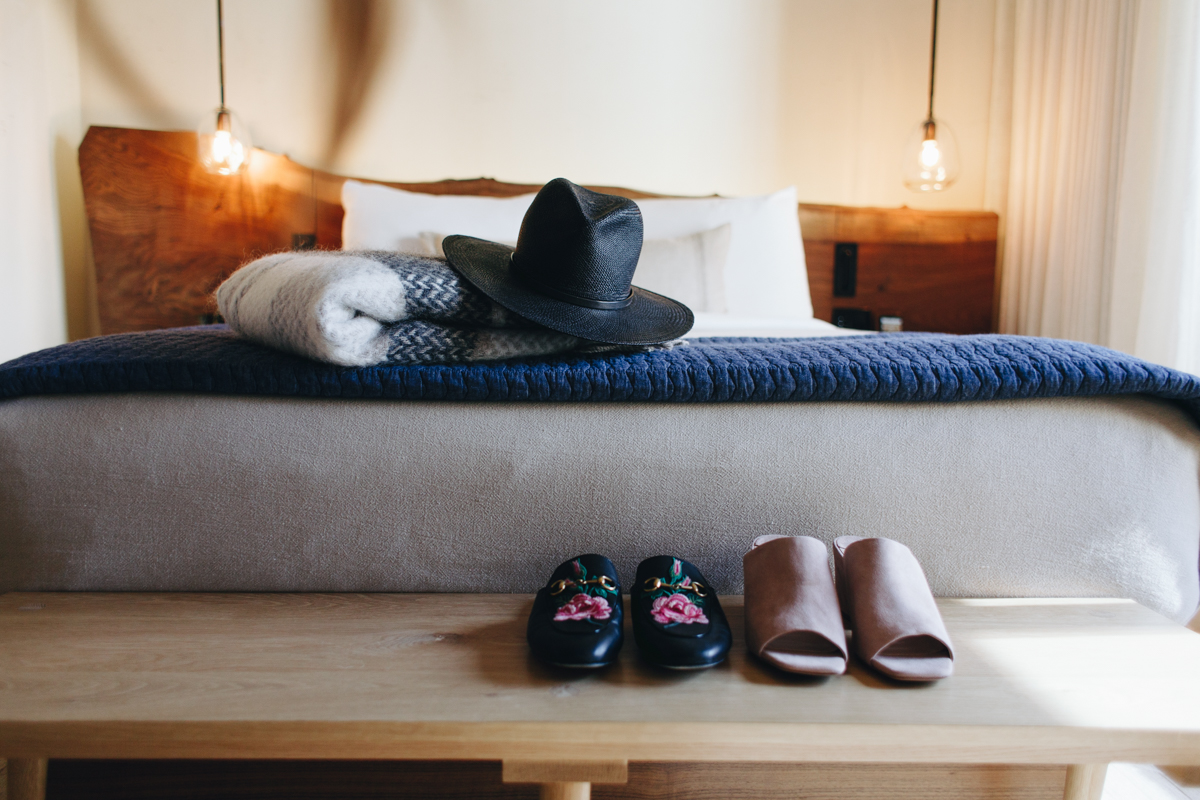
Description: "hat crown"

(511, 178), (643, 308)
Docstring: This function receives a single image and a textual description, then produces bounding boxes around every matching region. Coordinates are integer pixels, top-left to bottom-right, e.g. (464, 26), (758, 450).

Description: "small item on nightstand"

(527, 554), (624, 669)
(291, 233), (317, 251)
(632, 556), (731, 670)
(879, 315), (903, 332)
(832, 308), (873, 330)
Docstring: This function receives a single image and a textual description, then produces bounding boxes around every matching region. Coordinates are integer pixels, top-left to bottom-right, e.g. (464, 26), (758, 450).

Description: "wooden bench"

(1, 593), (1197, 800)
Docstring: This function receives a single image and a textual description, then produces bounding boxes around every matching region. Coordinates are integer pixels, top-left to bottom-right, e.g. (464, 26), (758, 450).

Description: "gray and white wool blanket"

(216, 250), (670, 366)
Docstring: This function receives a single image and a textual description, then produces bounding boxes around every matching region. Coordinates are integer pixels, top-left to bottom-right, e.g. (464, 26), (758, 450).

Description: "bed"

(2, 125), (1199, 799)
(1, 126), (1197, 624)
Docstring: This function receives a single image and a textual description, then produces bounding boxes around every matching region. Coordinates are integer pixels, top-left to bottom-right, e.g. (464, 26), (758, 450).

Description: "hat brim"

(442, 235), (695, 345)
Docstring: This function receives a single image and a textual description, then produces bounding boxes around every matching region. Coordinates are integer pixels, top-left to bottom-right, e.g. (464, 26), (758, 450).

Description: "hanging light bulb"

(198, 106), (251, 174)
(903, 0), (959, 192)
(197, 0), (251, 175)
(903, 117), (960, 192)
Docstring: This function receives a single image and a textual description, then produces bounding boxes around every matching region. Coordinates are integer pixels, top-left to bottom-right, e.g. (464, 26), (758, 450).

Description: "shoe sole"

(658, 659), (725, 671)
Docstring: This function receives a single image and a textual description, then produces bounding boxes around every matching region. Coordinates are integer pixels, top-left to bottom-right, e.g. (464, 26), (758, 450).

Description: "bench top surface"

(1, 592), (1198, 764)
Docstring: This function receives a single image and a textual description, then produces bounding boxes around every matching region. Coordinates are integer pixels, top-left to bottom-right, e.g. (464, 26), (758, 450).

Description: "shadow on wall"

(76, 0), (178, 129)
(75, 0), (393, 169)
(322, 0), (393, 170)
(67, 0), (393, 340)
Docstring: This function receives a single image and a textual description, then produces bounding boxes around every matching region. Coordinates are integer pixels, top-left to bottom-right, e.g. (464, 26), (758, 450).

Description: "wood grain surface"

(503, 761), (627, 784)
(0, 593), (1197, 766)
(79, 126), (998, 336)
(797, 204), (999, 333)
(1063, 764), (1108, 800)
(1160, 764), (1200, 786)
(4, 760), (44, 800)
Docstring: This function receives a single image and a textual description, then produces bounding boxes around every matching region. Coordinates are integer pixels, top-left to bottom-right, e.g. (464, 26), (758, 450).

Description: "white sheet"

(685, 313), (871, 339)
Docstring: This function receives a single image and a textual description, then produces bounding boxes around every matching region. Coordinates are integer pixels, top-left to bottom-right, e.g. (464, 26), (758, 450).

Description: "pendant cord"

(926, 0), (938, 122)
(217, 0), (226, 109)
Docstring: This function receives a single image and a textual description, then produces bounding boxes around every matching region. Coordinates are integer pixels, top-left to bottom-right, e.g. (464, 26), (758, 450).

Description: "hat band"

(511, 254), (634, 310)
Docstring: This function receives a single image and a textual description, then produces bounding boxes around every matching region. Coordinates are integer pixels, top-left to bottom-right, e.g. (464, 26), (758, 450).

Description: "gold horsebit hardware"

(549, 575), (617, 595)
(643, 577), (707, 596)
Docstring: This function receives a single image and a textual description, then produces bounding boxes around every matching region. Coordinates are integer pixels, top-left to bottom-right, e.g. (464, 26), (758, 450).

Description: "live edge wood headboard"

(79, 126), (999, 336)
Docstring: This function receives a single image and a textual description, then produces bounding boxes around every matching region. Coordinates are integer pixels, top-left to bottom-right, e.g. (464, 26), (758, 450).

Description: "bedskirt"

(2, 392), (1197, 622)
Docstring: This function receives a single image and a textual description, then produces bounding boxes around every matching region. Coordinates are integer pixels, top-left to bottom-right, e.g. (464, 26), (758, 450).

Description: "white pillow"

(633, 224), (730, 313)
(341, 181), (535, 253)
(687, 312), (869, 339)
(341, 180), (812, 319)
(416, 231), (516, 256)
(414, 225), (732, 314)
(636, 187), (812, 319)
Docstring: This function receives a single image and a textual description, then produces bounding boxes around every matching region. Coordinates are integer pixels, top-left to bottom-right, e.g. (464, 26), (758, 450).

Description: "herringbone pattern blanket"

(215, 250), (650, 366)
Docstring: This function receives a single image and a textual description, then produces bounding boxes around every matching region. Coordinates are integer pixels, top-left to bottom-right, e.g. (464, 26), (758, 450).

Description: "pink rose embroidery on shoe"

(554, 592), (613, 622)
(650, 592), (709, 625)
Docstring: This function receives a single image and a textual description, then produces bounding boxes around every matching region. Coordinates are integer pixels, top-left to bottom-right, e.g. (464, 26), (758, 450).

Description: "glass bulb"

(920, 138), (941, 167)
(197, 107), (252, 175)
(903, 118), (960, 192)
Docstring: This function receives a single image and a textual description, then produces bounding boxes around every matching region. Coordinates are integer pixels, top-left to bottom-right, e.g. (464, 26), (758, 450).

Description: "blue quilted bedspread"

(3, 325), (1200, 422)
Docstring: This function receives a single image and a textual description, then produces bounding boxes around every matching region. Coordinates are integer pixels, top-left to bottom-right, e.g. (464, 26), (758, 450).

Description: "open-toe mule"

(833, 536), (954, 681)
(743, 535), (848, 676)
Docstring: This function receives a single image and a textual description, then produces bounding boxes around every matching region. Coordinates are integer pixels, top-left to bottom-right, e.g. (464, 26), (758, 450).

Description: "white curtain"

(1109, 0), (1200, 374)
(997, 0), (1200, 374)
(998, 0), (1136, 343)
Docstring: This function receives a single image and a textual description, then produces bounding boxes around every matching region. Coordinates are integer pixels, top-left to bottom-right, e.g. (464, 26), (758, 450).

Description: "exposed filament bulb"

(198, 107), (250, 175)
(903, 118), (959, 192)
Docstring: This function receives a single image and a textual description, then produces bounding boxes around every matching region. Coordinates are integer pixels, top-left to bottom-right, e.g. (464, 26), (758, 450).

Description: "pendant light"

(903, 0), (959, 192)
(197, 0), (251, 174)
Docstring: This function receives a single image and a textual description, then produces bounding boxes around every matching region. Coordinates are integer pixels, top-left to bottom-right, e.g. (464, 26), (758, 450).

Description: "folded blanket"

(216, 250), (643, 366)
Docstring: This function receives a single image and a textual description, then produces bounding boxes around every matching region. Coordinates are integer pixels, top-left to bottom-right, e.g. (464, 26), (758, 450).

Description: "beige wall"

(0, 0), (86, 362)
(782, 0), (1001, 209)
(79, 0), (1000, 202)
(4, 0), (1004, 357)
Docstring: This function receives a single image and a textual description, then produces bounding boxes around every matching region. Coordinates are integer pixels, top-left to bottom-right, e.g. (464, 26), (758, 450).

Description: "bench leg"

(502, 759), (626, 800)
(540, 782), (590, 800)
(7, 758), (48, 800)
(1064, 763), (1107, 800)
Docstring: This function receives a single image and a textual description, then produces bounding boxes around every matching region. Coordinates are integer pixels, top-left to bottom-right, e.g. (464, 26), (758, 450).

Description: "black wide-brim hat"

(443, 178), (694, 345)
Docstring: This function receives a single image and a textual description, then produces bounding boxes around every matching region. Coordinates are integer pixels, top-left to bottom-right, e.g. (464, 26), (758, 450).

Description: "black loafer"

(527, 554), (624, 668)
(632, 556), (731, 670)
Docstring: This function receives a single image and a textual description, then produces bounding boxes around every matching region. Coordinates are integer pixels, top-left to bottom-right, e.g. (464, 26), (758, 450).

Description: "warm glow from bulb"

(904, 118), (959, 192)
(198, 107), (251, 175)
(911, 137), (949, 188)
(920, 138), (942, 168)
(212, 130), (233, 162)
(206, 130), (245, 174)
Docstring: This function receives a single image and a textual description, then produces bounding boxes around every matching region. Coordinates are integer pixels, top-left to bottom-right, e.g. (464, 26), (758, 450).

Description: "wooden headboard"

(79, 126), (998, 335)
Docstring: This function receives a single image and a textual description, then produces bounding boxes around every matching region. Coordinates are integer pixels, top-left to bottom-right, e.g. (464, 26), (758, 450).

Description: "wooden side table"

(800, 204), (999, 334)
(1, 593), (1197, 800)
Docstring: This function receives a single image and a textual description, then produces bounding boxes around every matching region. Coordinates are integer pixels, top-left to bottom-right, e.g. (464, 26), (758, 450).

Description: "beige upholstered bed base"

(1, 393), (1198, 623)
